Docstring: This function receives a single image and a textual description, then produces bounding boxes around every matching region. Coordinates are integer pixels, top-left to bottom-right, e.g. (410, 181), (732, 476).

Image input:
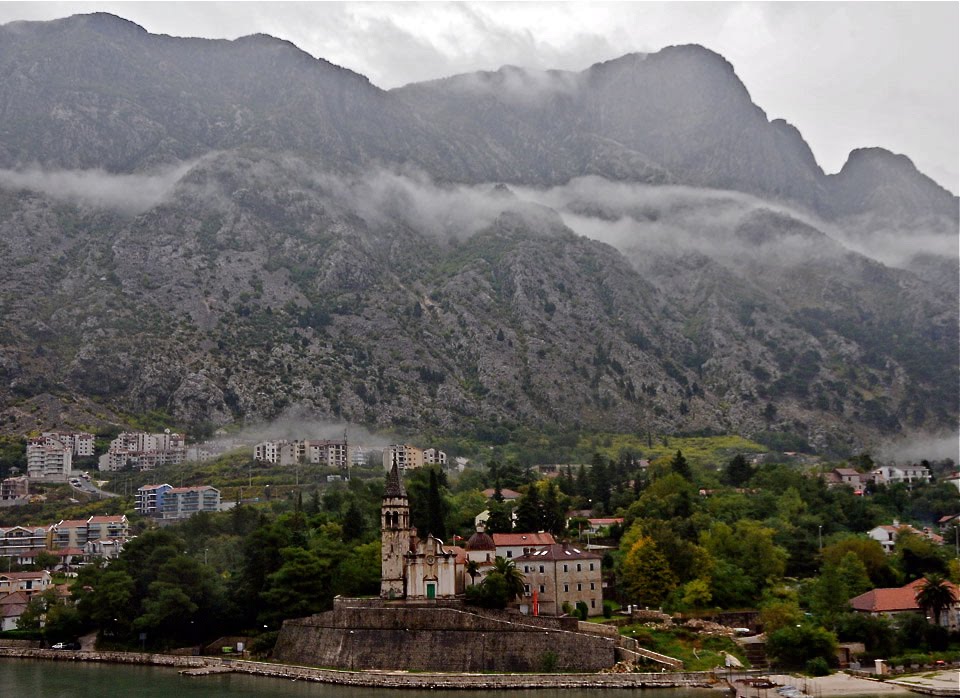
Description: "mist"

(875, 432), (960, 465)
(0, 161), (197, 214)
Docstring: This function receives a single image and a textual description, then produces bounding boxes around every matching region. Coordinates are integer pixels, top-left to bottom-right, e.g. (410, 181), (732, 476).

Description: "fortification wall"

(274, 601), (617, 672)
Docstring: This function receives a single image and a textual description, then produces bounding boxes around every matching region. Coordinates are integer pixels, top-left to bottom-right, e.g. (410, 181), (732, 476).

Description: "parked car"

(51, 642), (79, 650)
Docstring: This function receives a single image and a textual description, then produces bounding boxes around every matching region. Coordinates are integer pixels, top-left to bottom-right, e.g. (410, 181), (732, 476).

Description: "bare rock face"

(0, 14), (956, 449)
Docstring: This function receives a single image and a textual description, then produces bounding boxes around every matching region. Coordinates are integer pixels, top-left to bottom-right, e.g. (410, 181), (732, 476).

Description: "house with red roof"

(850, 578), (960, 630)
(492, 532), (556, 560)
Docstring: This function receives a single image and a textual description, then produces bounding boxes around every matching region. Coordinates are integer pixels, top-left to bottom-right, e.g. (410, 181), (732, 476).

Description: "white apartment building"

(423, 448), (447, 466)
(382, 444), (424, 470)
(42, 431), (95, 457)
(99, 431), (186, 472)
(871, 464), (932, 486)
(161, 486), (221, 520)
(26, 437), (72, 480)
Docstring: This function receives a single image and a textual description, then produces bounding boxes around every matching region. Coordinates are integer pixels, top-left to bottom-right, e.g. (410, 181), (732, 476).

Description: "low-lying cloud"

(0, 161), (197, 214)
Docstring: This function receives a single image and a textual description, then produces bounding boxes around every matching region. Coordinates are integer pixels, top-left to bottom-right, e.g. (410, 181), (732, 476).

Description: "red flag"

(532, 589), (539, 616)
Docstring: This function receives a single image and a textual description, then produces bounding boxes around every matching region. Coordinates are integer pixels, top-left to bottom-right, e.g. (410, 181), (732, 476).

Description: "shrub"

(805, 657), (831, 676)
(766, 624), (837, 670)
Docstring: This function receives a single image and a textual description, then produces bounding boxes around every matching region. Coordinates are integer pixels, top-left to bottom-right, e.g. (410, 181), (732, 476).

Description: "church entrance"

(426, 582), (436, 599)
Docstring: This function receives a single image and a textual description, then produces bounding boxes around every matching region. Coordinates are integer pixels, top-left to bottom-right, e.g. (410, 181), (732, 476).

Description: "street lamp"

(818, 525), (823, 551)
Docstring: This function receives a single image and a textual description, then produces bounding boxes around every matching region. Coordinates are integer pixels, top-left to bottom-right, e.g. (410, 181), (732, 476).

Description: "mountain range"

(0, 13), (956, 455)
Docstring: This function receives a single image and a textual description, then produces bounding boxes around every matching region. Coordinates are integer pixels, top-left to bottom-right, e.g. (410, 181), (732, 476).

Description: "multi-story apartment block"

(351, 446), (370, 468)
(161, 486), (221, 520)
(0, 525), (49, 565)
(86, 515), (129, 542)
(306, 440), (348, 469)
(423, 448), (447, 466)
(26, 437), (72, 480)
(382, 444), (424, 470)
(0, 476), (29, 501)
(99, 431), (187, 472)
(253, 440), (301, 465)
(516, 542), (604, 616)
(135, 484), (173, 516)
(42, 431), (95, 457)
(49, 519), (91, 550)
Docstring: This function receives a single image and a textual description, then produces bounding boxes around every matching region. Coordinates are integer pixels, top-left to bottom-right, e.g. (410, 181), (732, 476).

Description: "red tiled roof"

(588, 518), (623, 526)
(56, 519), (89, 528)
(850, 579), (960, 613)
(481, 488), (522, 500)
(492, 532), (556, 547)
(0, 571), (48, 580)
(849, 587), (920, 613)
(87, 515), (126, 523)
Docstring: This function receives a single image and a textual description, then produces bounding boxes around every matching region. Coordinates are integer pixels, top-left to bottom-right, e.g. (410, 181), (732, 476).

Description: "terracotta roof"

(834, 468), (861, 476)
(481, 488), (522, 500)
(849, 587), (920, 613)
(587, 518), (623, 526)
(55, 519), (89, 528)
(445, 545), (468, 564)
(492, 532), (556, 547)
(850, 579), (960, 613)
(0, 571), (48, 580)
(0, 591), (28, 617)
(515, 543), (602, 561)
(87, 515), (127, 523)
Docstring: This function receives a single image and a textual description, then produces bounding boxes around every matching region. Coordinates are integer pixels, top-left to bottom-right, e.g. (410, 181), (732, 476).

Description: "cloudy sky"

(0, 2), (957, 192)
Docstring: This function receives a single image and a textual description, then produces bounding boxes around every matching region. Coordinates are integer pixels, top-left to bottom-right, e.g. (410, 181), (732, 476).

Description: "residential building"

(253, 440), (301, 465)
(42, 431), (95, 457)
(850, 578), (960, 630)
(945, 473), (960, 494)
(351, 446), (370, 468)
(871, 464), (931, 486)
(49, 519), (91, 551)
(383, 444), (424, 470)
(84, 538), (125, 561)
(26, 437), (72, 480)
(481, 488), (522, 502)
(135, 484), (173, 516)
(828, 468), (865, 491)
(86, 515), (129, 542)
(516, 542), (604, 616)
(99, 431), (186, 472)
(0, 570), (52, 598)
(868, 520), (943, 553)
(423, 448), (447, 466)
(0, 591), (29, 631)
(0, 525), (49, 565)
(307, 440), (348, 469)
(0, 476), (29, 501)
(161, 486), (221, 520)
(492, 532), (556, 560)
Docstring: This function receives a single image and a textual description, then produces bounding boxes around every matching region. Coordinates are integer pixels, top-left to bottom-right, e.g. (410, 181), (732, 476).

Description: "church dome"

(464, 530), (495, 551)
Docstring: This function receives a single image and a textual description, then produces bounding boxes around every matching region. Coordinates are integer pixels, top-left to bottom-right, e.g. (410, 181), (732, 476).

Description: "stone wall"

(273, 599), (618, 672)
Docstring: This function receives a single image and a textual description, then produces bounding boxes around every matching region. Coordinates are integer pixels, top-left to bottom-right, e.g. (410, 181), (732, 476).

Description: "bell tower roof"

(385, 459), (406, 498)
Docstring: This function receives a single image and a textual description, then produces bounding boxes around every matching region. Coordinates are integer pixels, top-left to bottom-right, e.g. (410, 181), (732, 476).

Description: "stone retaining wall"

(274, 604), (619, 672)
(0, 648), (718, 689)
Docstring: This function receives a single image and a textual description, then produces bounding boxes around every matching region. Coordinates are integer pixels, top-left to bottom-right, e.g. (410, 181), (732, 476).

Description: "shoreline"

(0, 648), (720, 690)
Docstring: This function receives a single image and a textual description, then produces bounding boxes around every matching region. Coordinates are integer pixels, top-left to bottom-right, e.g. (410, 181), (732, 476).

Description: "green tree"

(541, 481), (567, 536)
(622, 536), (678, 607)
(724, 454), (754, 487)
(485, 501), (514, 533)
(341, 499), (367, 542)
(514, 482), (543, 532)
(669, 450), (692, 481)
(260, 547), (334, 626)
(765, 624), (838, 670)
(425, 468), (449, 539)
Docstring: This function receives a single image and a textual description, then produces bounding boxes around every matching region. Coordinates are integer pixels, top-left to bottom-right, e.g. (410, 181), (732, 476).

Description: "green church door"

(426, 582), (436, 599)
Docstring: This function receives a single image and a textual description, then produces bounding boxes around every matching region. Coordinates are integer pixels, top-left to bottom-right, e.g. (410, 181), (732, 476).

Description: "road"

(69, 478), (120, 499)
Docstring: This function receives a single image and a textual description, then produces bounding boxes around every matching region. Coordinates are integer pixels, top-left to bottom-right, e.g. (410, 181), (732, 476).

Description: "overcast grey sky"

(1, 2), (957, 193)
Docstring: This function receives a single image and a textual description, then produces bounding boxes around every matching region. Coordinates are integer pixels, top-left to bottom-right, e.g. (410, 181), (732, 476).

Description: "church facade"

(380, 461), (463, 600)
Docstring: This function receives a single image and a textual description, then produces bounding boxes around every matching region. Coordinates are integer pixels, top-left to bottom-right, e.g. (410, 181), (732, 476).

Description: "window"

(576, 563), (582, 572)
(539, 565), (544, 573)
(523, 566), (529, 573)
(506, 550), (512, 558)
(590, 582), (595, 590)
(524, 584), (531, 594)
(539, 584), (546, 593)
(577, 583), (582, 591)
(591, 599), (596, 608)
(563, 583), (569, 592)
(563, 564), (568, 572)
(589, 563), (595, 571)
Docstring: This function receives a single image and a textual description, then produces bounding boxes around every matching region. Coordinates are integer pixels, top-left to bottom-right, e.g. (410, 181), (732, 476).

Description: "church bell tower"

(381, 458), (411, 599)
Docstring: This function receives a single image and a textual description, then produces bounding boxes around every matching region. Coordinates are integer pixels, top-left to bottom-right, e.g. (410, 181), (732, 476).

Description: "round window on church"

(425, 555), (435, 565)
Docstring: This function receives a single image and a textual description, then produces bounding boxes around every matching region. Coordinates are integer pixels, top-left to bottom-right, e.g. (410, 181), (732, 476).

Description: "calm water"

(0, 660), (723, 697)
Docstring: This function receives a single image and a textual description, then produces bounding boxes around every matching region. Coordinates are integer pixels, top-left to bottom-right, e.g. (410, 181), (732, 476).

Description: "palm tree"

(915, 574), (957, 626)
(465, 560), (480, 586)
(491, 556), (526, 602)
